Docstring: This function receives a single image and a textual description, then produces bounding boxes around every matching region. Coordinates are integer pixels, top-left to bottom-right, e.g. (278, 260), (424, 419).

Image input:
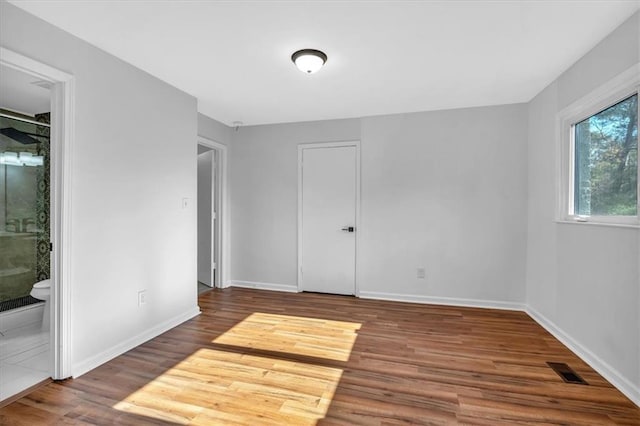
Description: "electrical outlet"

(417, 267), (426, 279)
(138, 290), (147, 307)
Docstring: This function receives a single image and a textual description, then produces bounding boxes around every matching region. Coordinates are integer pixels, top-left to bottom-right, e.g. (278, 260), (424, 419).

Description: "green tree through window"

(574, 94), (638, 216)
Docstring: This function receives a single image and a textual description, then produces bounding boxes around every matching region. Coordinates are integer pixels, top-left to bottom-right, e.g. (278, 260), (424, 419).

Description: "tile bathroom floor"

(0, 323), (49, 402)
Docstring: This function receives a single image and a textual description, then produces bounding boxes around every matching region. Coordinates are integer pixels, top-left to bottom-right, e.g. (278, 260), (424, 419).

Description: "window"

(574, 94), (638, 217)
(557, 66), (639, 226)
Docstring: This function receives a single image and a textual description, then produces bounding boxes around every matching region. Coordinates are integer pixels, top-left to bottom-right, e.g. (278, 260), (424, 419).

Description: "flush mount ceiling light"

(291, 49), (327, 74)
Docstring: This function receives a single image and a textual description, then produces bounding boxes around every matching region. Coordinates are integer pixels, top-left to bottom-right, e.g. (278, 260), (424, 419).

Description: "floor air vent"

(547, 362), (588, 385)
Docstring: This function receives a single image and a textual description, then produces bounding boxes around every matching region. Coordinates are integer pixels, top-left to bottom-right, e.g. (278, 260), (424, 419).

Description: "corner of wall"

(526, 305), (640, 406)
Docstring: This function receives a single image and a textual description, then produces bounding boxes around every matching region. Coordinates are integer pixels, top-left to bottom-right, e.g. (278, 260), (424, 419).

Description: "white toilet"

(30, 279), (51, 331)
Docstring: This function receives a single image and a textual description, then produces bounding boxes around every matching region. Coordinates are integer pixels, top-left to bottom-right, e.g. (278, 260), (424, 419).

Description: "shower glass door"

(0, 112), (50, 311)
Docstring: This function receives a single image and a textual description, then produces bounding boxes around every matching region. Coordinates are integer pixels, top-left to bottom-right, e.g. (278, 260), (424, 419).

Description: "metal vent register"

(547, 362), (588, 385)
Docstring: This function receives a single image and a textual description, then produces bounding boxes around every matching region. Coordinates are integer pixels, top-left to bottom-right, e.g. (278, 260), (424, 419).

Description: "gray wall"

(1, 3), (199, 375)
(526, 11), (639, 399)
(360, 106), (527, 302)
(230, 104), (528, 305)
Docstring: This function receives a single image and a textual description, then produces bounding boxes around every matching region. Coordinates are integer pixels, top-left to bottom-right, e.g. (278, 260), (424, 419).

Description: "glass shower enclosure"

(0, 111), (50, 311)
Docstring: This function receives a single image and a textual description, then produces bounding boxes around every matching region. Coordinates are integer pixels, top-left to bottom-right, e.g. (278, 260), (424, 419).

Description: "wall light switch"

(181, 198), (190, 209)
(138, 290), (147, 306)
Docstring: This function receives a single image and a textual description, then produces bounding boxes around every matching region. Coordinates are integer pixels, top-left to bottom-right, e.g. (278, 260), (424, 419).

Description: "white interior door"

(300, 144), (358, 295)
(197, 150), (214, 287)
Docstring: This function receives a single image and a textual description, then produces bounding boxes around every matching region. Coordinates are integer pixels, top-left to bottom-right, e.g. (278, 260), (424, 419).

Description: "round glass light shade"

(291, 49), (327, 74)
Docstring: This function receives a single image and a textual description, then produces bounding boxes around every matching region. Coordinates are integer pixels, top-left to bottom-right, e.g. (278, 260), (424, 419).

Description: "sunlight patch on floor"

(213, 312), (361, 362)
(113, 314), (360, 424)
(113, 347), (344, 425)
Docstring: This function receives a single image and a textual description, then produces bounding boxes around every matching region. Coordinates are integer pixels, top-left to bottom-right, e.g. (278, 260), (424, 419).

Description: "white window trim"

(556, 63), (640, 228)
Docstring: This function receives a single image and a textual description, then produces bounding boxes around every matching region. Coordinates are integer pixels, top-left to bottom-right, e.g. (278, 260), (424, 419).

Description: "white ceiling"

(0, 65), (51, 116)
(8, 1), (640, 126)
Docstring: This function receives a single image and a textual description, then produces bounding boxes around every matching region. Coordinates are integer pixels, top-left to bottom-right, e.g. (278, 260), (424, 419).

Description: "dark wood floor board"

(1, 287), (639, 424)
(458, 394), (619, 425)
(321, 395), (457, 425)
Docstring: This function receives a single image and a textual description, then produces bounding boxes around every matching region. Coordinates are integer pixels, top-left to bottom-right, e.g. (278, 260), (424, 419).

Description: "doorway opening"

(197, 137), (228, 293)
(0, 47), (74, 403)
(0, 106), (52, 403)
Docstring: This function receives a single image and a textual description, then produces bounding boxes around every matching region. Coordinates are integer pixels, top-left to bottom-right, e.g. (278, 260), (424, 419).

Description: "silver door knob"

(341, 226), (355, 232)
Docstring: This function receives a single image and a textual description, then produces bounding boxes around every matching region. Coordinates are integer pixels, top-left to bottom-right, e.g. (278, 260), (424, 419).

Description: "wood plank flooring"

(1, 287), (639, 425)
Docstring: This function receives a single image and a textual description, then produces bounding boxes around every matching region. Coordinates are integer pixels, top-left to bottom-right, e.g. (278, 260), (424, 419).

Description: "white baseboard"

(72, 306), (201, 378)
(359, 291), (525, 311)
(526, 306), (640, 407)
(229, 280), (298, 293)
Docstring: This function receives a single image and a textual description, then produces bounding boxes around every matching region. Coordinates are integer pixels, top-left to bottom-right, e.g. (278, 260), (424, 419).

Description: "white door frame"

(1, 47), (75, 380)
(297, 140), (361, 296)
(197, 136), (229, 288)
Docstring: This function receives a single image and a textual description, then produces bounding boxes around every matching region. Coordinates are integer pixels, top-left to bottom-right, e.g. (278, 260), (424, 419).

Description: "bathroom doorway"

(197, 137), (228, 292)
(0, 65), (52, 402)
(0, 47), (74, 404)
